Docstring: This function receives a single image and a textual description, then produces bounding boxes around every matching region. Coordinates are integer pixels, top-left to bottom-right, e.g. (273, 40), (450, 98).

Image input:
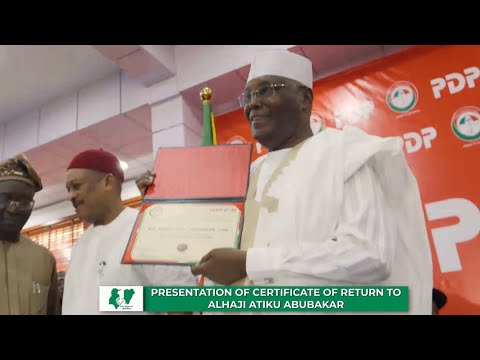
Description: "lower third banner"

(99, 286), (408, 312)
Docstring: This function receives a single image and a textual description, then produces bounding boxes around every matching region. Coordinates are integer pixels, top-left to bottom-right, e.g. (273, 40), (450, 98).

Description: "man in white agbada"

(62, 149), (197, 315)
(189, 50), (433, 314)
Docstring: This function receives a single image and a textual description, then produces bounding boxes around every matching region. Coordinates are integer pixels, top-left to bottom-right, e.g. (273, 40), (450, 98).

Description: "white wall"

(4, 110), (39, 158)
(3, 67), (151, 228)
(175, 45), (294, 90)
(20, 45), (299, 228)
(0, 71), (150, 161)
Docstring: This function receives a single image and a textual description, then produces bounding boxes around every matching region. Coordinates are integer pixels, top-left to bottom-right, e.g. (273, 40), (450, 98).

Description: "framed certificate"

(124, 202), (244, 265)
(122, 144), (252, 265)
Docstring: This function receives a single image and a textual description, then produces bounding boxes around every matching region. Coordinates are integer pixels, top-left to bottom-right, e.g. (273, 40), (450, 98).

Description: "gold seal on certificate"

(130, 203), (242, 264)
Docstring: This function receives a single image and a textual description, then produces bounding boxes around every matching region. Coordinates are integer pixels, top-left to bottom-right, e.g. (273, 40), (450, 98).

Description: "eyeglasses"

(238, 83), (291, 108)
(0, 194), (35, 213)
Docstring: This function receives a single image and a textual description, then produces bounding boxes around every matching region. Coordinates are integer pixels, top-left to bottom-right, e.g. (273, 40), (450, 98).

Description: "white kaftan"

(238, 126), (432, 315)
(62, 207), (197, 315)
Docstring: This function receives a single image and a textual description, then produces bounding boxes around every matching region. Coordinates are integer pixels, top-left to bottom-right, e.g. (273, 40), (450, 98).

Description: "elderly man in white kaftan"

(190, 50), (433, 315)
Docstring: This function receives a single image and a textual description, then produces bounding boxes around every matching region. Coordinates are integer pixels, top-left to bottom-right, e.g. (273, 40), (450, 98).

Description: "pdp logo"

(386, 81), (418, 113)
(451, 106), (480, 143)
(227, 135), (246, 144)
(228, 135), (265, 155)
(99, 286), (143, 312)
(310, 112), (325, 135)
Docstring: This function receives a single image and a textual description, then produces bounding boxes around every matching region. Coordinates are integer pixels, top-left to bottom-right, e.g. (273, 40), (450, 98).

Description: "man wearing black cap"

(432, 288), (447, 315)
(0, 154), (59, 315)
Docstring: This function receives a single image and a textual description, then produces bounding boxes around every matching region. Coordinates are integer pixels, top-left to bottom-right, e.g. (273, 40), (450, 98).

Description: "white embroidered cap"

(247, 50), (313, 89)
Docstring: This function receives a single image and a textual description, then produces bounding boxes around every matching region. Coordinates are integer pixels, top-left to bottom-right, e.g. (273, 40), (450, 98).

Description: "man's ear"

(302, 88), (313, 112)
(104, 174), (115, 191)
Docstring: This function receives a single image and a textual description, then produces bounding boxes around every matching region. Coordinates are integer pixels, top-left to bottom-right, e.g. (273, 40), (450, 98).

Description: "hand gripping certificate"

(129, 203), (242, 264)
(122, 143), (252, 265)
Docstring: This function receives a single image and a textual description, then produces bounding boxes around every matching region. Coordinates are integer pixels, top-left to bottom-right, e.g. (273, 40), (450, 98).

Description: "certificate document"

(122, 143), (252, 265)
(129, 203), (242, 264)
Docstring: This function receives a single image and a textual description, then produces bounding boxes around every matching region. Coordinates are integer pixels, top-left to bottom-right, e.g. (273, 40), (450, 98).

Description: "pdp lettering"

(334, 100), (374, 128)
(403, 127), (437, 153)
(431, 66), (480, 99)
(426, 198), (480, 273)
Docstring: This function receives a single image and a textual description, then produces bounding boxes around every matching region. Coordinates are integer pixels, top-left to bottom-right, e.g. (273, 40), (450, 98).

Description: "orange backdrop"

(214, 45), (480, 314)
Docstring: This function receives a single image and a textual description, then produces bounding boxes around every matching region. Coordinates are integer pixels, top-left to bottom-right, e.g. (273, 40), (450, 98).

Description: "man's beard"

(0, 230), (21, 242)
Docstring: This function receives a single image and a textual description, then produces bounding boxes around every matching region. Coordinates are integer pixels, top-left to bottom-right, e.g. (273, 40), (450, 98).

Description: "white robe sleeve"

(246, 162), (396, 283)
